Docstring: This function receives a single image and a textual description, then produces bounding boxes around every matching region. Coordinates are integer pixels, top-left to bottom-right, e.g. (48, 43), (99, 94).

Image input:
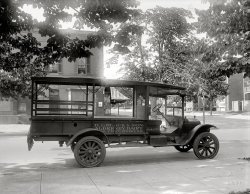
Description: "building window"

(245, 93), (250, 100)
(49, 62), (62, 73)
(245, 86), (250, 93)
(18, 102), (27, 113)
(77, 57), (90, 75)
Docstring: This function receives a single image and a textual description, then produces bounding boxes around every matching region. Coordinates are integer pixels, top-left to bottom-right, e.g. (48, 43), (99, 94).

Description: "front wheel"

(174, 144), (192, 152)
(193, 132), (219, 159)
(74, 136), (106, 168)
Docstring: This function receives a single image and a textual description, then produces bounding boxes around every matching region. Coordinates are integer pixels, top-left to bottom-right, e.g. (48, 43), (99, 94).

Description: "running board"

(109, 142), (148, 148)
(149, 135), (176, 147)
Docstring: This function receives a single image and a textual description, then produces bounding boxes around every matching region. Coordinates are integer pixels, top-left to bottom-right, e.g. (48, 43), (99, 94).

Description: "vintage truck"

(27, 76), (219, 167)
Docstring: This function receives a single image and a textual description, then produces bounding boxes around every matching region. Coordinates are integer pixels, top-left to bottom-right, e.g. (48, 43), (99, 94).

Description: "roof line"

(32, 76), (185, 90)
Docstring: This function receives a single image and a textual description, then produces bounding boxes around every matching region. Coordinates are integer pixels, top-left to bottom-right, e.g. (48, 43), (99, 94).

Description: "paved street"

(0, 113), (250, 194)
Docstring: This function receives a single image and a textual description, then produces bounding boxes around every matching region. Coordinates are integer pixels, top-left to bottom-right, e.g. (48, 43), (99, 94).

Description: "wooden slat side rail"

(34, 100), (93, 106)
(33, 100), (94, 116)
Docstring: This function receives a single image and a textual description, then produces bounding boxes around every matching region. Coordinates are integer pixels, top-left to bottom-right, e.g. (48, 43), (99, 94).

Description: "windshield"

(148, 86), (184, 125)
(165, 95), (183, 117)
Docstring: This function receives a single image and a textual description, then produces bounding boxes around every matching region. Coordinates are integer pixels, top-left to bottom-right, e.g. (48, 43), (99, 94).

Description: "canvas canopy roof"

(32, 76), (185, 97)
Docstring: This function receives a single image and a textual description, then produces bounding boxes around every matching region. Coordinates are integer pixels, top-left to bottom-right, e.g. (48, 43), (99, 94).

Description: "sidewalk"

(185, 111), (250, 120)
(1, 138), (250, 194)
(0, 124), (29, 135)
(0, 111), (249, 135)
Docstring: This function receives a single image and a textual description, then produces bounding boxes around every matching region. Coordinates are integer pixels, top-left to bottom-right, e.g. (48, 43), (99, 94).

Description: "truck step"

(109, 142), (148, 148)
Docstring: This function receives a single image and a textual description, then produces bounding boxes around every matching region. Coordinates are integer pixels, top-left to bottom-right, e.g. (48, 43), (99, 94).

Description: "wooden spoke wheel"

(193, 132), (219, 159)
(174, 144), (192, 152)
(74, 136), (106, 168)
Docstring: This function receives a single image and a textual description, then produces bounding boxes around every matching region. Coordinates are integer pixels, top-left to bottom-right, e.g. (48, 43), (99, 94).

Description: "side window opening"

(34, 84), (94, 116)
(34, 83), (134, 118)
(94, 86), (134, 118)
(166, 95), (182, 116)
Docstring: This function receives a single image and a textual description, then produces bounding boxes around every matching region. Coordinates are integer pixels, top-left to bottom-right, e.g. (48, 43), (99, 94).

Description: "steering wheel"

(152, 104), (162, 112)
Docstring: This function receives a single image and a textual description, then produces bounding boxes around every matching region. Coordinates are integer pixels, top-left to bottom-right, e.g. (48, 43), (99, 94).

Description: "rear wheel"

(174, 144), (192, 152)
(193, 132), (219, 159)
(74, 136), (106, 168)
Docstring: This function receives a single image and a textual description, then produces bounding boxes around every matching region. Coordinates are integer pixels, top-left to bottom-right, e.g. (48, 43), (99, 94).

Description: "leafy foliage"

(229, 188), (250, 194)
(116, 7), (228, 107)
(0, 0), (48, 98)
(0, 0), (141, 98)
(1, 0), (245, 104)
(145, 7), (193, 82)
(119, 7), (194, 83)
(170, 38), (229, 106)
(196, 0), (250, 78)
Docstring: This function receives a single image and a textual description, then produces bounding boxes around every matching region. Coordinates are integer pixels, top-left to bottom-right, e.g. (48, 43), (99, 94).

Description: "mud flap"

(27, 131), (34, 151)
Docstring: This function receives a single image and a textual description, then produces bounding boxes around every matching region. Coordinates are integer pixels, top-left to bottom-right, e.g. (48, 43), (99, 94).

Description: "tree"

(145, 6), (193, 82)
(108, 5), (229, 119)
(118, 6), (194, 83)
(108, 9), (154, 82)
(196, 0), (250, 78)
(0, 0), (141, 98)
(187, 38), (229, 117)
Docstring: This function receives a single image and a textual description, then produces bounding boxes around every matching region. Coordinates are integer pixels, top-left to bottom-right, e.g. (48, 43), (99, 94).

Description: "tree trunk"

(202, 96), (205, 124)
(197, 95), (201, 111)
(137, 34), (146, 81)
(158, 41), (163, 81)
(209, 98), (213, 116)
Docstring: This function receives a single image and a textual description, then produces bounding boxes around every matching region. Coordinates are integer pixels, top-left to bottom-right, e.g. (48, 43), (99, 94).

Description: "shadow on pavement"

(0, 150), (196, 174)
(103, 151), (195, 167)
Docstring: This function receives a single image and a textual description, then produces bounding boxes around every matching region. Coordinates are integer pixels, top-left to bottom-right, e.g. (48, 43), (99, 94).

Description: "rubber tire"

(74, 136), (106, 168)
(193, 132), (219, 159)
(174, 144), (192, 152)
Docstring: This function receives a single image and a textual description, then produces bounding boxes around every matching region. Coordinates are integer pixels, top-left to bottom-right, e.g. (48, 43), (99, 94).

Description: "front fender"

(66, 128), (109, 146)
(178, 124), (217, 145)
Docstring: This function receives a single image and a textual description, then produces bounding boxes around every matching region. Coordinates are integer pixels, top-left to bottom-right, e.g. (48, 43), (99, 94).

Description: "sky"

(139, 0), (209, 11)
(22, 0), (209, 79)
(22, 0), (209, 27)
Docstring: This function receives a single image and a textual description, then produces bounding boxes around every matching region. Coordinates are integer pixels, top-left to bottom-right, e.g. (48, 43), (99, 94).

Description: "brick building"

(216, 73), (250, 112)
